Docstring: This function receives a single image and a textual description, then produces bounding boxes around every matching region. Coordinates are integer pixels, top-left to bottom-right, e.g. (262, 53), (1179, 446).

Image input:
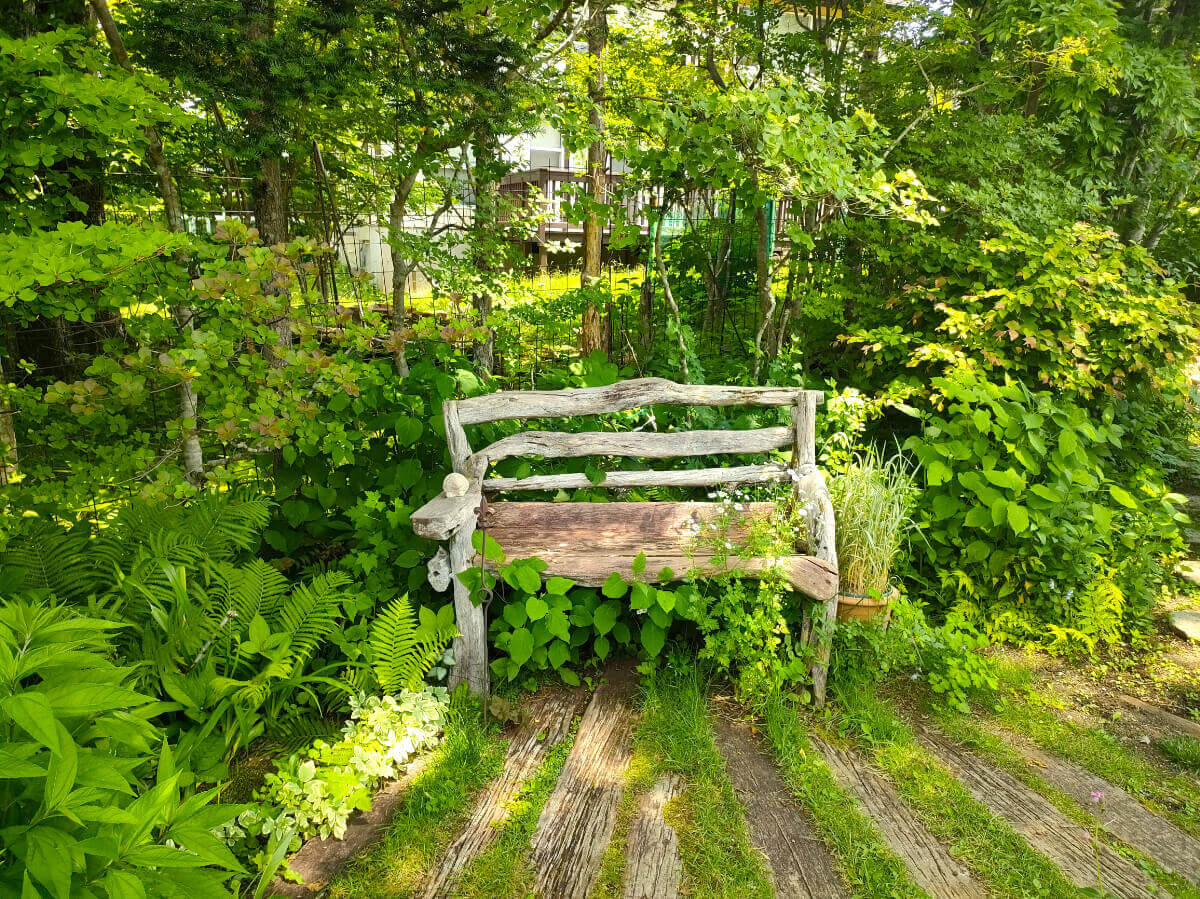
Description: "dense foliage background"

(2, 0), (1199, 892)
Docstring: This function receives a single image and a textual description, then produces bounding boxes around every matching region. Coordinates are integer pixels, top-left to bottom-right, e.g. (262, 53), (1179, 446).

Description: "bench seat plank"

(473, 501), (837, 601)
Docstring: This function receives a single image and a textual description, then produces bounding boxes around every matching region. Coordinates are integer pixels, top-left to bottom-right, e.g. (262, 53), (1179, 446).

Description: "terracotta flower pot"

(836, 585), (898, 626)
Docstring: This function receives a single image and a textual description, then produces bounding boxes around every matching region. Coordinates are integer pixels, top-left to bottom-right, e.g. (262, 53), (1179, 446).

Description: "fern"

(275, 570), (353, 673)
(369, 595), (458, 693)
(2, 521), (102, 602)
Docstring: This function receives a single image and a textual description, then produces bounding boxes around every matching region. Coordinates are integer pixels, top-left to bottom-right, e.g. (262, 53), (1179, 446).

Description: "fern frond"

(2, 521), (102, 602)
(274, 571), (352, 672)
(182, 489), (273, 559)
(263, 714), (343, 751)
(369, 595), (457, 693)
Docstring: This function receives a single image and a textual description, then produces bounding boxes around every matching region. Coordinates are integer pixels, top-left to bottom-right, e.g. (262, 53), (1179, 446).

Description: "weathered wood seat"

(411, 378), (839, 703)
(477, 501), (838, 599)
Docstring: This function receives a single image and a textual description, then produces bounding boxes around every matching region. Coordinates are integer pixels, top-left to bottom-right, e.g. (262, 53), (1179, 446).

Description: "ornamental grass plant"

(829, 450), (918, 597)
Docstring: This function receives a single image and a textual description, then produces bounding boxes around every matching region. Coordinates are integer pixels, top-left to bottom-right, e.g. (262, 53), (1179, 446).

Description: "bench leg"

(448, 525), (490, 698)
(809, 590), (838, 707)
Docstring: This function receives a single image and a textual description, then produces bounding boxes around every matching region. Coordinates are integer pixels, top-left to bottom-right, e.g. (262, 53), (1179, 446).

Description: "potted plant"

(828, 450), (916, 625)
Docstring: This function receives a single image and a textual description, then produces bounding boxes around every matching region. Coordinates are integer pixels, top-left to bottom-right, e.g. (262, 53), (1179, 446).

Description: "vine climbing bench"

(411, 378), (840, 702)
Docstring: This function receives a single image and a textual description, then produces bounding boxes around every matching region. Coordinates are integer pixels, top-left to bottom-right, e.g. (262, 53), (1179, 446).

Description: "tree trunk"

(388, 174), (419, 377)
(89, 0), (205, 485)
(0, 328), (17, 487)
(653, 211), (689, 380)
(701, 189), (736, 333)
(752, 197), (775, 380)
(580, 0), (608, 355)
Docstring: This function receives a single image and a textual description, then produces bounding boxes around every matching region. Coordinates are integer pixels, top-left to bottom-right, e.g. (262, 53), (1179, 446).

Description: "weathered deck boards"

(269, 755), (433, 898)
(420, 690), (581, 899)
(529, 663), (638, 899)
(997, 728), (1200, 886)
(917, 727), (1157, 898)
(711, 709), (846, 898)
(812, 738), (982, 898)
(623, 774), (686, 899)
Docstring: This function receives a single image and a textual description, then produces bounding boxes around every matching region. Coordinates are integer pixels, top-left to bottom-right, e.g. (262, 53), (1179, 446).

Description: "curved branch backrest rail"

(411, 378), (839, 705)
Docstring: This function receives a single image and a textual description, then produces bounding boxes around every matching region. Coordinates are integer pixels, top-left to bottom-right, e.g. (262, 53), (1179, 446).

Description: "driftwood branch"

(455, 378), (820, 425)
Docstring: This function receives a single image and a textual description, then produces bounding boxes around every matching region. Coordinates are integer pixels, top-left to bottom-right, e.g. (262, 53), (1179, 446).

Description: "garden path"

(300, 658), (1200, 897)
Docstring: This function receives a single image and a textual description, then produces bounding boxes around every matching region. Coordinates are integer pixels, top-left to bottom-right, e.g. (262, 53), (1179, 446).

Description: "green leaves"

(508, 627), (534, 666)
(3, 692), (60, 753)
(602, 572), (628, 598)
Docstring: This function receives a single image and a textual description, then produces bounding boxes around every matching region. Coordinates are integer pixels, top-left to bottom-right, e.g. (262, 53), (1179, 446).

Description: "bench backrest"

(443, 378), (825, 492)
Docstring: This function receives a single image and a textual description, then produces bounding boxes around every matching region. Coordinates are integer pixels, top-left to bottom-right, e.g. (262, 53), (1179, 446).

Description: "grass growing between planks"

(327, 704), (505, 899)
(929, 702), (1199, 898)
(591, 665), (774, 899)
(760, 694), (924, 899)
(987, 658), (1200, 839)
(451, 730), (575, 898)
(832, 685), (1081, 899)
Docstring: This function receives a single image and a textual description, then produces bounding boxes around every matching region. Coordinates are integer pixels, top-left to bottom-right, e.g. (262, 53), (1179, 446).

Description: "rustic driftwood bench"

(412, 378), (840, 703)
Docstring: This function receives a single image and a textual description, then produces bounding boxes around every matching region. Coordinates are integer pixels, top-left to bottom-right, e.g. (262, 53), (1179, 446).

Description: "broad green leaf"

(630, 582), (654, 610)
(601, 572), (627, 599)
(41, 684), (153, 718)
(105, 870), (146, 899)
(640, 621), (666, 657)
(502, 603), (527, 628)
(0, 745), (45, 779)
(525, 597), (549, 621)
(515, 565), (541, 594)
(592, 601), (621, 636)
(546, 611), (571, 643)
(631, 552), (647, 577)
(508, 628), (534, 666)
(3, 693), (60, 754)
(42, 725), (76, 813)
(547, 641), (569, 669)
(1007, 502), (1030, 533)
(593, 635), (610, 660)
(545, 577), (575, 595)
(1108, 485), (1138, 509)
(655, 590), (676, 612)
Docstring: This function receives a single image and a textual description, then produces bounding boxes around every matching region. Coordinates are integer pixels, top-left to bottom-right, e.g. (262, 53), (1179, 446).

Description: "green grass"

(1157, 734), (1200, 772)
(831, 686), (1081, 899)
(760, 694), (925, 898)
(930, 703), (1198, 898)
(592, 665), (774, 899)
(451, 730), (576, 897)
(989, 658), (1200, 838)
(327, 705), (506, 898)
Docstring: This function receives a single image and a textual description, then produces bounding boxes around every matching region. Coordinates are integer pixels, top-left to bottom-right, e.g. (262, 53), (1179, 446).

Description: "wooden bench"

(412, 378), (840, 703)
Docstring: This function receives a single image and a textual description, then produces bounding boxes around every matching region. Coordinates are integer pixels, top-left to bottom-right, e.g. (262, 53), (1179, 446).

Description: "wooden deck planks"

(420, 690), (581, 898)
(917, 727), (1157, 898)
(623, 774), (687, 899)
(711, 709), (846, 899)
(812, 738), (983, 898)
(998, 729), (1200, 886)
(529, 663), (639, 899)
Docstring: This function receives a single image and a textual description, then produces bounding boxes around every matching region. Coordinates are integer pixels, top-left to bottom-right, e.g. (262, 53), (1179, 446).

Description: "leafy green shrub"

(229, 688), (448, 850)
(842, 221), (1199, 403)
(831, 595), (997, 713)
(905, 370), (1182, 645)
(0, 599), (245, 896)
(2, 492), (457, 780)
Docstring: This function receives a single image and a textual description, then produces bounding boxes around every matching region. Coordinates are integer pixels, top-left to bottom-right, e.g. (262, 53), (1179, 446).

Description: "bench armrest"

(412, 491), (480, 541)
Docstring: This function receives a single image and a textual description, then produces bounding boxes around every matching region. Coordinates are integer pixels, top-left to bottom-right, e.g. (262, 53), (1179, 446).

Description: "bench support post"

(443, 401), (490, 698)
(792, 395), (839, 707)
